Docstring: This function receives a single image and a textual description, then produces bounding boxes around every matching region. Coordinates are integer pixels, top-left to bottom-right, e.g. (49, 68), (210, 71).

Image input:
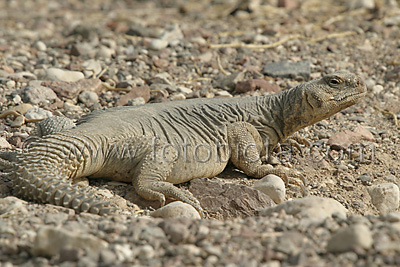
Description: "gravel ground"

(1, 0), (400, 265)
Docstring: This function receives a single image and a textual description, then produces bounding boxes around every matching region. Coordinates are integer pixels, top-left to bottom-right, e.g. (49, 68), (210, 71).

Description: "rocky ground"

(1, 0), (400, 266)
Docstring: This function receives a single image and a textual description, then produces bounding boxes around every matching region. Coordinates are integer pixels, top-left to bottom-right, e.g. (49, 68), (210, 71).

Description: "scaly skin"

(0, 71), (366, 215)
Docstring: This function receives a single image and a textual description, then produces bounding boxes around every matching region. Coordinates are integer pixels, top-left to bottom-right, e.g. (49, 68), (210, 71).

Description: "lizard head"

(305, 71), (366, 117)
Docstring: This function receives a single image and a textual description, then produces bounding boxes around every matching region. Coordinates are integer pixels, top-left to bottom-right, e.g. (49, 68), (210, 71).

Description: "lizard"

(0, 71), (366, 215)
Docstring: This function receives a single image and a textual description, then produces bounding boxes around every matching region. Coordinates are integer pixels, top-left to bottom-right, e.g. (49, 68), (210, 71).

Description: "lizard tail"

(12, 163), (115, 215)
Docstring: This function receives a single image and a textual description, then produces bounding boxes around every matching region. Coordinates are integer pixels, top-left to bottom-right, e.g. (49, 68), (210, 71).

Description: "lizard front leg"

(132, 138), (203, 215)
(227, 122), (307, 194)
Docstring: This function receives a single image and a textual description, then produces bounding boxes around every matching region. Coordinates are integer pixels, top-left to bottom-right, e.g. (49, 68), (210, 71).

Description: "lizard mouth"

(332, 90), (365, 102)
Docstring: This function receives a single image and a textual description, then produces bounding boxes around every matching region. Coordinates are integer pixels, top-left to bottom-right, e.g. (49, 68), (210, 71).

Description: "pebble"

(347, 0), (375, 10)
(6, 80), (16, 89)
(326, 224), (373, 253)
(372, 84), (384, 94)
(22, 84), (59, 105)
(213, 72), (245, 90)
(357, 173), (372, 184)
(35, 41), (47, 51)
(149, 39), (169, 50)
(177, 86), (193, 94)
(253, 174), (286, 204)
(45, 68), (84, 82)
(96, 45), (115, 59)
(25, 107), (53, 120)
(78, 91), (99, 107)
(0, 137), (11, 149)
(327, 125), (375, 150)
(170, 93), (186, 100)
(259, 196), (347, 225)
(64, 101), (82, 113)
(116, 86), (150, 106)
(12, 95), (21, 104)
(11, 116), (25, 127)
(127, 97), (146, 106)
(368, 183), (400, 214)
(215, 90), (233, 97)
(32, 226), (108, 257)
(150, 201), (201, 219)
(158, 24), (184, 45)
(263, 61), (310, 79)
(82, 59), (102, 78)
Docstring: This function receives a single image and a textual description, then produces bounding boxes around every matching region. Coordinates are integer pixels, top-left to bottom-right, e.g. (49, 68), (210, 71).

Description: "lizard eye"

(329, 78), (341, 87)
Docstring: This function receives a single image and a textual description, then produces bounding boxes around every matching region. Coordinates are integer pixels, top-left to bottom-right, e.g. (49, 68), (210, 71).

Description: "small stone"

(158, 24), (184, 44)
(6, 80), (16, 89)
(190, 178), (274, 219)
(45, 68), (84, 82)
(127, 97), (146, 106)
(384, 15), (400, 26)
(357, 173), (372, 184)
(25, 107), (53, 120)
(263, 61), (310, 79)
(136, 245), (155, 260)
(35, 41), (47, 51)
(170, 93), (186, 101)
(99, 249), (117, 265)
(64, 101), (82, 113)
(215, 91), (232, 97)
(384, 212), (400, 222)
(160, 220), (190, 244)
(150, 201), (201, 219)
(327, 125), (375, 150)
(0, 196), (28, 216)
(368, 183), (399, 214)
(235, 79), (281, 94)
(327, 224), (373, 253)
(278, 0), (299, 9)
(78, 91), (99, 107)
(254, 174), (286, 204)
(347, 0), (375, 10)
(0, 137), (11, 149)
(22, 84), (59, 105)
(149, 39), (169, 50)
(116, 86), (150, 106)
(11, 116), (25, 127)
(32, 226), (108, 257)
(12, 95), (21, 104)
(372, 84), (384, 94)
(82, 59), (102, 78)
(96, 45), (115, 59)
(259, 196), (347, 225)
(177, 86), (193, 94)
(213, 72), (245, 91)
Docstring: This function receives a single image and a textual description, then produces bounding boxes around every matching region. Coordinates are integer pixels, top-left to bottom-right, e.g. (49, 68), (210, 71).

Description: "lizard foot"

(135, 181), (204, 217)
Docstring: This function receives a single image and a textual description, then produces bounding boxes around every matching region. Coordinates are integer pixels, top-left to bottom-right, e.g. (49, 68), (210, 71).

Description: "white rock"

(96, 45), (115, 59)
(347, 0), (375, 9)
(12, 95), (21, 104)
(0, 137), (11, 149)
(6, 80), (16, 89)
(158, 24), (184, 43)
(25, 107), (53, 120)
(327, 224), (373, 253)
(150, 201), (201, 219)
(32, 226), (108, 257)
(149, 39), (169, 51)
(45, 68), (84, 82)
(170, 93), (186, 101)
(82, 59), (102, 78)
(136, 245), (155, 260)
(254, 174), (286, 204)
(127, 97), (146, 106)
(177, 86), (193, 94)
(259, 196), (347, 225)
(372, 84), (384, 94)
(78, 91), (99, 107)
(368, 183), (399, 214)
(216, 91), (233, 97)
(35, 41), (47, 51)
(64, 101), (82, 112)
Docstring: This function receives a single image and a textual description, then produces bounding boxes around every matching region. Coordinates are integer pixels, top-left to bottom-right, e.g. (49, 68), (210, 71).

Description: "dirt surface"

(1, 0), (400, 266)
